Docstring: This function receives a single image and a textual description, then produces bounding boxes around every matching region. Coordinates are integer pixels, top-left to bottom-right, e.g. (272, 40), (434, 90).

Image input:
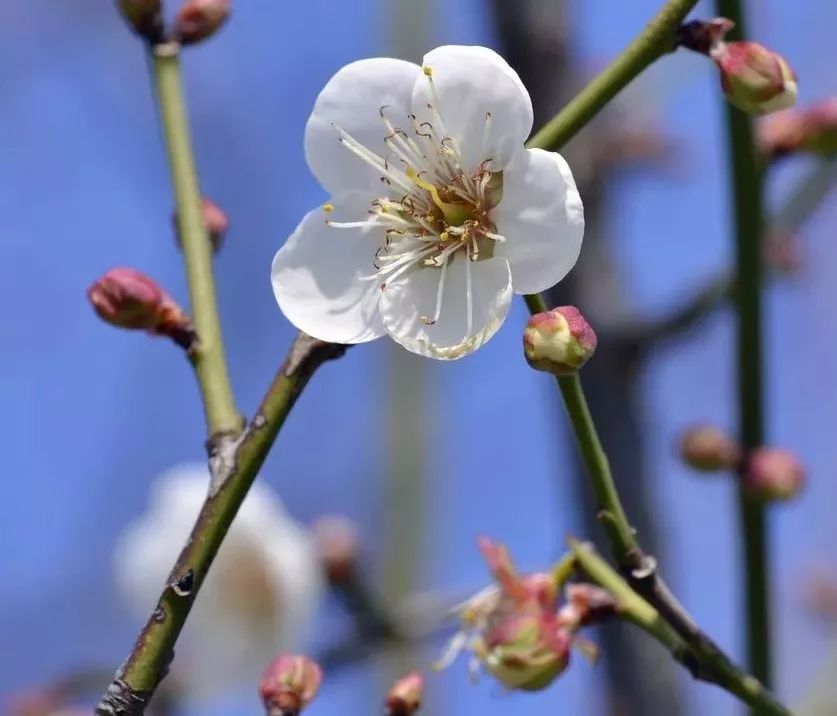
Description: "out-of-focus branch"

(637, 157), (837, 347)
(96, 334), (347, 715)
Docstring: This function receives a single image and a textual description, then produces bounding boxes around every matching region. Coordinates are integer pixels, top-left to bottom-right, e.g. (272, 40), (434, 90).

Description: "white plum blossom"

(114, 464), (323, 699)
(272, 45), (584, 360)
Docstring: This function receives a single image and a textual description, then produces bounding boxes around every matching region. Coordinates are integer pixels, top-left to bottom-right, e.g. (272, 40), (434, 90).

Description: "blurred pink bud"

(173, 197), (229, 253)
(260, 655), (322, 716)
(679, 425), (741, 473)
(116, 0), (163, 42)
(385, 672), (424, 716)
(523, 306), (597, 375)
(312, 515), (359, 585)
(760, 99), (837, 158)
(174, 0), (230, 45)
(744, 447), (805, 502)
(87, 268), (194, 348)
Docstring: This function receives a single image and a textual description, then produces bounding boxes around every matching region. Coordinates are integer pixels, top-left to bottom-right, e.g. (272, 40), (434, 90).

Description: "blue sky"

(2, 1), (837, 714)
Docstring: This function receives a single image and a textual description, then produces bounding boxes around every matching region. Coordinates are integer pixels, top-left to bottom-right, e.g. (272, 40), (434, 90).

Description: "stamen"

(484, 231), (506, 243)
(465, 251), (474, 338)
(421, 257), (449, 325)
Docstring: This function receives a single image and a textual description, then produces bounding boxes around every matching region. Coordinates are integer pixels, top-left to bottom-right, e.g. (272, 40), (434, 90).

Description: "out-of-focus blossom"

(259, 654), (322, 715)
(759, 99), (837, 158)
(523, 305), (597, 375)
(271, 45), (584, 359)
(679, 425), (741, 473)
(744, 447), (805, 502)
(115, 464), (323, 698)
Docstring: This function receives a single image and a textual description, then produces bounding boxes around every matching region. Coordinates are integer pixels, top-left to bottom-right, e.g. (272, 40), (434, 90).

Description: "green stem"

(526, 0), (699, 152)
(153, 43), (240, 436)
(714, 0), (772, 690)
(568, 541), (793, 716)
(96, 335), (346, 715)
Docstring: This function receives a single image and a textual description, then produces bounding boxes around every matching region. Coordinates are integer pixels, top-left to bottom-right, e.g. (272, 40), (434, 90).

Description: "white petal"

(271, 192), (385, 344)
(380, 255), (513, 360)
(305, 58), (422, 195)
(411, 46), (533, 173)
(494, 148), (584, 295)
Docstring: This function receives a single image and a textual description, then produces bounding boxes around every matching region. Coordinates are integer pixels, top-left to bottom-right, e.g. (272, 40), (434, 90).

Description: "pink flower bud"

(385, 673), (423, 716)
(174, 0), (230, 45)
(259, 655), (323, 716)
(87, 268), (194, 348)
(679, 425), (741, 472)
(523, 306), (597, 375)
(173, 197), (229, 253)
(312, 515), (359, 585)
(679, 18), (797, 115)
(744, 447), (805, 502)
(116, 0), (163, 41)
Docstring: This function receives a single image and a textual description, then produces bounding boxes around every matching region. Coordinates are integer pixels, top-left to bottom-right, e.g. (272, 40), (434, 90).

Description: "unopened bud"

(260, 655), (322, 716)
(744, 447), (805, 502)
(679, 425), (741, 472)
(523, 306), (597, 375)
(174, 0), (230, 45)
(385, 673), (423, 716)
(87, 268), (195, 349)
(173, 197), (229, 253)
(116, 0), (164, 42)
(760, 99), (837, 159)
(679, 18), (797, 115)
(312, 515), (359, 585)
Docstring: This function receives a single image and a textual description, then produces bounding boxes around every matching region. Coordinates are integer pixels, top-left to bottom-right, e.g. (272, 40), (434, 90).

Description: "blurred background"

(3, 0), (837, 714)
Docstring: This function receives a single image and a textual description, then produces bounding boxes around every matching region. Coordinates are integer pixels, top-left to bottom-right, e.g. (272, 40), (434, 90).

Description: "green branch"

(96, 334), (346, 715)
(153, 43), (241, 436)
(568, 541), (793, 716)
(713, 0), (772, 691)
(521, 0), (791, 711)
(526, 0), (699, 152)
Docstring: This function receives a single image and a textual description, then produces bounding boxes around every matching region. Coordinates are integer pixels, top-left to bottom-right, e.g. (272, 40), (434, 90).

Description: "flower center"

(325, 67), (507, 327)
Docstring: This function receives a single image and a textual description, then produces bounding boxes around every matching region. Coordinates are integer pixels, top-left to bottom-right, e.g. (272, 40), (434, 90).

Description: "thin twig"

(95, 334), (347, 716)
(153, 41), (241, 437)
(714, 0), (771, 691)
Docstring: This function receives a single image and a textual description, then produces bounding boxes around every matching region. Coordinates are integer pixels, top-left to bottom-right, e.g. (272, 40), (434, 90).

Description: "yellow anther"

(322, 203), (334, 213)
(423, 66), (433, 77)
